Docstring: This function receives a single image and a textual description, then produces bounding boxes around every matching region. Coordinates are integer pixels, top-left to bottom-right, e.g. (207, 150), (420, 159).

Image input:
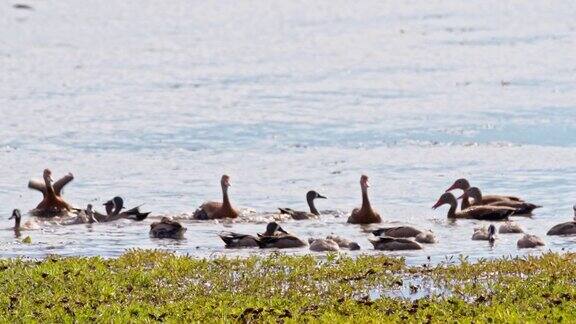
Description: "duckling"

(308, 238), (340, 252)
(445, 178), (524, 206)
(29, 169), (74, 217)
(219, 222), (288, 248)
(415, 230), (437, 244)
(369, 237), (422, 251)
(326, 235), (361, 250)
(460, 187), (541, 214)
(348, 175), (382, 224)
(278, 190), (327, 220)
(546, 205), (576, 236)
(472, 225), (496, 243)
(150, 217), (187, 239)
(499, 221), (524, 234)
(372, 226), (422, 238)
(517, 234), (545, 249)
(433, 193), (514, 220)
(194, 175), (240, 220)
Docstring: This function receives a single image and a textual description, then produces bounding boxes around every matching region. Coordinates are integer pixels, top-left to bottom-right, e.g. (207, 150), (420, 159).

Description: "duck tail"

(278, 208), (290, 215)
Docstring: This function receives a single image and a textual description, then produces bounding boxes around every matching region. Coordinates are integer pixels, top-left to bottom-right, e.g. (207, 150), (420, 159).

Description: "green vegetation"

(0, 250), (574, 322)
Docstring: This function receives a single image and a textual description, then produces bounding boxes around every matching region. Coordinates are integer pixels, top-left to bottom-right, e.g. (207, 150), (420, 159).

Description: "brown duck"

(459, 187), (541, 214)
(445, 178), (524, 207)
(193, 175), (240, 220)
(432, 193), (515, 221)
(347, 175), (382, 224)
(29, 169), (74, 216)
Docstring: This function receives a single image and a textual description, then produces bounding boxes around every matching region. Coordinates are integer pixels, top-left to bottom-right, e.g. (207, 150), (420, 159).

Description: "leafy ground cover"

(0, 250), (574, 322)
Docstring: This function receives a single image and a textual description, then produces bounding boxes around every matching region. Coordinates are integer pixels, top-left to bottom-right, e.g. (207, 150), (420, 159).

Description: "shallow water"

(1, 1), (575, 264)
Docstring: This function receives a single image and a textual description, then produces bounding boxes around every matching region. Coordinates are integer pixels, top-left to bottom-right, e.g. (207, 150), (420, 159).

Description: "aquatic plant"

(0, 250), (573, 322)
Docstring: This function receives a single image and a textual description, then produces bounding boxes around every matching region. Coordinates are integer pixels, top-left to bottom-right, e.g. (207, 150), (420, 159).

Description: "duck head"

(432, 192), (458, 209)
(43, 169), (54, 183)
(221, 175), (231, 191)
(9, 209), (22, 228)
(445, 178), (470, 192)
(265, 222), (288, 236)
(306, 190), (326, 201)
(458, 187), (482, 201)
(360, 175), (370, 191)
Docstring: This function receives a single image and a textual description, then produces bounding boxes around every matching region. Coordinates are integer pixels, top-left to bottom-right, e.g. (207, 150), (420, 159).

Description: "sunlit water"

(1, 1), (575, 264)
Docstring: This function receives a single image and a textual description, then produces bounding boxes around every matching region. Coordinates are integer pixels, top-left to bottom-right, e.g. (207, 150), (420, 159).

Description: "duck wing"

(546, 222), (576, 236)
(53, 173), (74, 196)
(460, 206), (514, 220)
(28, 179), (47, 196)
(372, 226), (422, 238)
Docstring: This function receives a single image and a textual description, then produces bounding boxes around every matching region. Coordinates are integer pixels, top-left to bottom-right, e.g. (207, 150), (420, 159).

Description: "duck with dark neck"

(193, 175), (240, 220)
(347, 175), (382, 224)
(432, 192), (514, 220)
(278, 191), (327, 220)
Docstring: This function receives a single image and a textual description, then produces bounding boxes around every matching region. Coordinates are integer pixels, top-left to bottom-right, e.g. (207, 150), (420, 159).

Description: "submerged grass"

(0, 250), (574, 322)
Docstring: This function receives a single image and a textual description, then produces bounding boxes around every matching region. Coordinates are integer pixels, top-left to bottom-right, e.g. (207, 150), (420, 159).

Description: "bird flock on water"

(8, 169), (576, 252)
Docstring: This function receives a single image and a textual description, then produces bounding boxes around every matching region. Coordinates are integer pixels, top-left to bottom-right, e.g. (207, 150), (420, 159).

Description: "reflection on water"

(0, 1), (575, 263)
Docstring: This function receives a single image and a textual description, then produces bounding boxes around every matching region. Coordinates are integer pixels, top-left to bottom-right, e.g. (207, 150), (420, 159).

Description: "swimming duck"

(445, 178), (524, 207)
(459, 187), (540, 214)
(193, 175), (240, 220)
(326, 235), (361, 250)
(347, 175), (382, 224)
(29, 169), (74, 216)
(432, 193), (515, 220)
(150, 217), (187, 239)
(415, 230), (437, 244)
(372, 226), (422, 238)
(220, 222), (288, 248)
(93, 197), (150, 222)
(472, 224), (496, 243)
(309, 238), (340, 252)
(278, 190), (327, 220)
(257, 226), (307, 249)
(499, 221), (524, 234)
(517, 234), (545, 249)
(9, 209), (40, 237)
(369, 237), (422, 251)
(546, 205), (576, 236)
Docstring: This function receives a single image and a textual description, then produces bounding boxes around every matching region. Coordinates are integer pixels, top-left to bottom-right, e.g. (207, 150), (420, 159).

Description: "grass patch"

(0, 250), (574, 322)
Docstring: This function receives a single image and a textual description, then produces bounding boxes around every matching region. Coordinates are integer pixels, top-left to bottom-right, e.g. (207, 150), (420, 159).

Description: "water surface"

(1, 1), (575, 264)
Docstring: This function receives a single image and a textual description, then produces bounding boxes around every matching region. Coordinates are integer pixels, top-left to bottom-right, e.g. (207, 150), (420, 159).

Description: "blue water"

(0, 1), (575, 263)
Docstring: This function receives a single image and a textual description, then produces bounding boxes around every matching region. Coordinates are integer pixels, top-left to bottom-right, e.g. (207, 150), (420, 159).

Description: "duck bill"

(277, 226), (289, 234)
(431, 199), (443, 210)
(317, 194), (327, 199)
(445, 183), (458, 192)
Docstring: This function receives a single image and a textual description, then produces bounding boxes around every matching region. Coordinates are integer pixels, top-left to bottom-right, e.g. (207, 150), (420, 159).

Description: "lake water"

(1, 1), (575, 264)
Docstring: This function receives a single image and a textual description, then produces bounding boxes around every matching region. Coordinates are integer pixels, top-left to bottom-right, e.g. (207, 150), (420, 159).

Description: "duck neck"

(43, 175), (56, 199)
(307, 197), (319, 215)
(14, 217), (21, 230)
(447, 201), (457, 218)
(461, 194), (470, 210)
(361, 187), (372, 212)
(113, 202), (123, 216)
(222, 186), (232, 210)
